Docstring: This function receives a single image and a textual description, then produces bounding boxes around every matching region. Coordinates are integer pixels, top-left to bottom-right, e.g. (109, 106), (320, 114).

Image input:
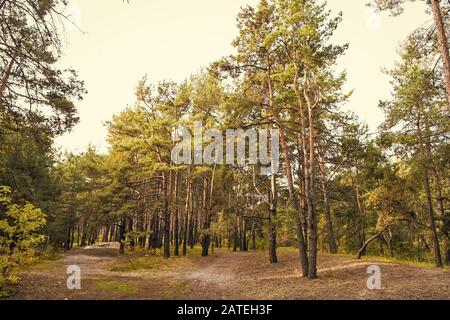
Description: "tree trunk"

(201, 225), (211, 256)
(268, 208), (278, 264)
(109, 224), (115, 242)
(383, 228), (394, 258)
(163, 171), (171, 259)
(357, 229), (385, 259)
(430, 0), (450, 110)
(419, 114), (443, 267)
(424, 176), (443, 267)
(182, 174), (191, 256)
(119, 218), (126, 254)
(296, 77), (313, 275)
(190, 208), (196, 249)
(174, 172), (179, 256)
(65, 221), (72, 251)
(128, 218), (135, 251)
(306, 85), (318, 279)
(201, 177), (211, 257)
(264, 53), (279, 265)
(103, 225), (109, 243)
(80, 222), (88, 247)
(242, 218), (248, 251)
(278, 122), (308, 275)
(251, 222), (256, 250)
(233, 217), (238, 252)
(318, 146), (338, 254)
(267, 160), (278, 263)
(0, 54), (16, 95)
(354, 175), (366, 256)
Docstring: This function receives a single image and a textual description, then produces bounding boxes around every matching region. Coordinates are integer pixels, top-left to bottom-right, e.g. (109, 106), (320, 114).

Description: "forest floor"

(7, 242), (450, 300)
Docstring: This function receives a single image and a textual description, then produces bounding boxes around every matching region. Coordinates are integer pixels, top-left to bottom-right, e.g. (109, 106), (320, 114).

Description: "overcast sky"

(54, 0), (431, 154)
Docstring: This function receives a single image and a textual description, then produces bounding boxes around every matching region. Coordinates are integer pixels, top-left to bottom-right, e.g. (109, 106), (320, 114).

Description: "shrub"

(0, 186), (47, 291)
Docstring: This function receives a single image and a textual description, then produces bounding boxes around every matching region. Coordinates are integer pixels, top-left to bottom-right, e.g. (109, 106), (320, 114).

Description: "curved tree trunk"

(357, 224), (391, 259)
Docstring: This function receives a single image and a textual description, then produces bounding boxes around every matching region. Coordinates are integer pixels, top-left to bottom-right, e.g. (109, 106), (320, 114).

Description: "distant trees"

(54, 148), (110, 251)
(377, 33), (449, 267)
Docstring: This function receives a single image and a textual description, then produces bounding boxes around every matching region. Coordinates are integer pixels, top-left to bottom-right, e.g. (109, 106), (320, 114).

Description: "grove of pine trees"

(0, 0), (449, 290)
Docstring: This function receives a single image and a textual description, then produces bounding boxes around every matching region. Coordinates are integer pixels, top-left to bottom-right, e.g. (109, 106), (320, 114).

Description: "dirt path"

(7, 243), (450, 300)
(183, 254), (235, 297)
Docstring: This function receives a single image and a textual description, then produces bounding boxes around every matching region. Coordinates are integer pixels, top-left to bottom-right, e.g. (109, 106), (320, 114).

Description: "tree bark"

(278, 122), (308, 275)
(268, 209), (278, 263)
(0, 55), (16, 95)
(357, 225), (389, 259)
(318, 146), (338, 254)
(267, 146), (278, 264)
(424, 176), (443, 267)
(182, 171), (191, 256)
(119, 218), (126, 254)
(163, 171), (171, 259)
(251, 222), (256, 250)
(305, 79), (318, 279)
(201, 176), (211, 256)
(102, 225), (109, 243)
(173, 172), (179, 256)
(430, 0), (450, 111)
(354, 174), (366, 256)
(418, 112), (443, 267)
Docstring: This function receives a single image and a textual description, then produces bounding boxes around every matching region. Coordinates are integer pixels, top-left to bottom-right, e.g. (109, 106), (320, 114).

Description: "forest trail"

(8, 244), (450, 300)
(183, 253), (236, 294)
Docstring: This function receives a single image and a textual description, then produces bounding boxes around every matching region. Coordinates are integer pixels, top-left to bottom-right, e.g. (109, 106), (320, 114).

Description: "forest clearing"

(8, 243), (450, 300)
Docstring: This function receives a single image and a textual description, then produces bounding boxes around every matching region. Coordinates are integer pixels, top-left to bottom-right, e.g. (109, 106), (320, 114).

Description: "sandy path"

(6, 244), (450, 300)
(182, 253), (238, 299)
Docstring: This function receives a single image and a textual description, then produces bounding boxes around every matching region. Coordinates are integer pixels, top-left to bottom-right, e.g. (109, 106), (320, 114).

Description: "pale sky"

(55, 0), (431, 154)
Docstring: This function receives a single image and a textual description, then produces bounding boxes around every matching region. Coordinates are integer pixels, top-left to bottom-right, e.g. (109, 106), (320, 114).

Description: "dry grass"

(94, 280), (138, 294)
(7, 244), (450, 300)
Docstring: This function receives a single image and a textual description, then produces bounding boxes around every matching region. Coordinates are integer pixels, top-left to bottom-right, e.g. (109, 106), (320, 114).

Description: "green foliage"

(0, 1), (448, 286)
(0, 0), (86, 135)
(110, 257), (166, 272)
(0, 187), (47, 289)
(95, 280), (137, 294)
(276, 208), (298, 246)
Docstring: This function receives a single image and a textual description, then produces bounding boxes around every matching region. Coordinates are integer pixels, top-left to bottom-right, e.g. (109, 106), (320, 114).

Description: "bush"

(0, 186), (47, 291)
